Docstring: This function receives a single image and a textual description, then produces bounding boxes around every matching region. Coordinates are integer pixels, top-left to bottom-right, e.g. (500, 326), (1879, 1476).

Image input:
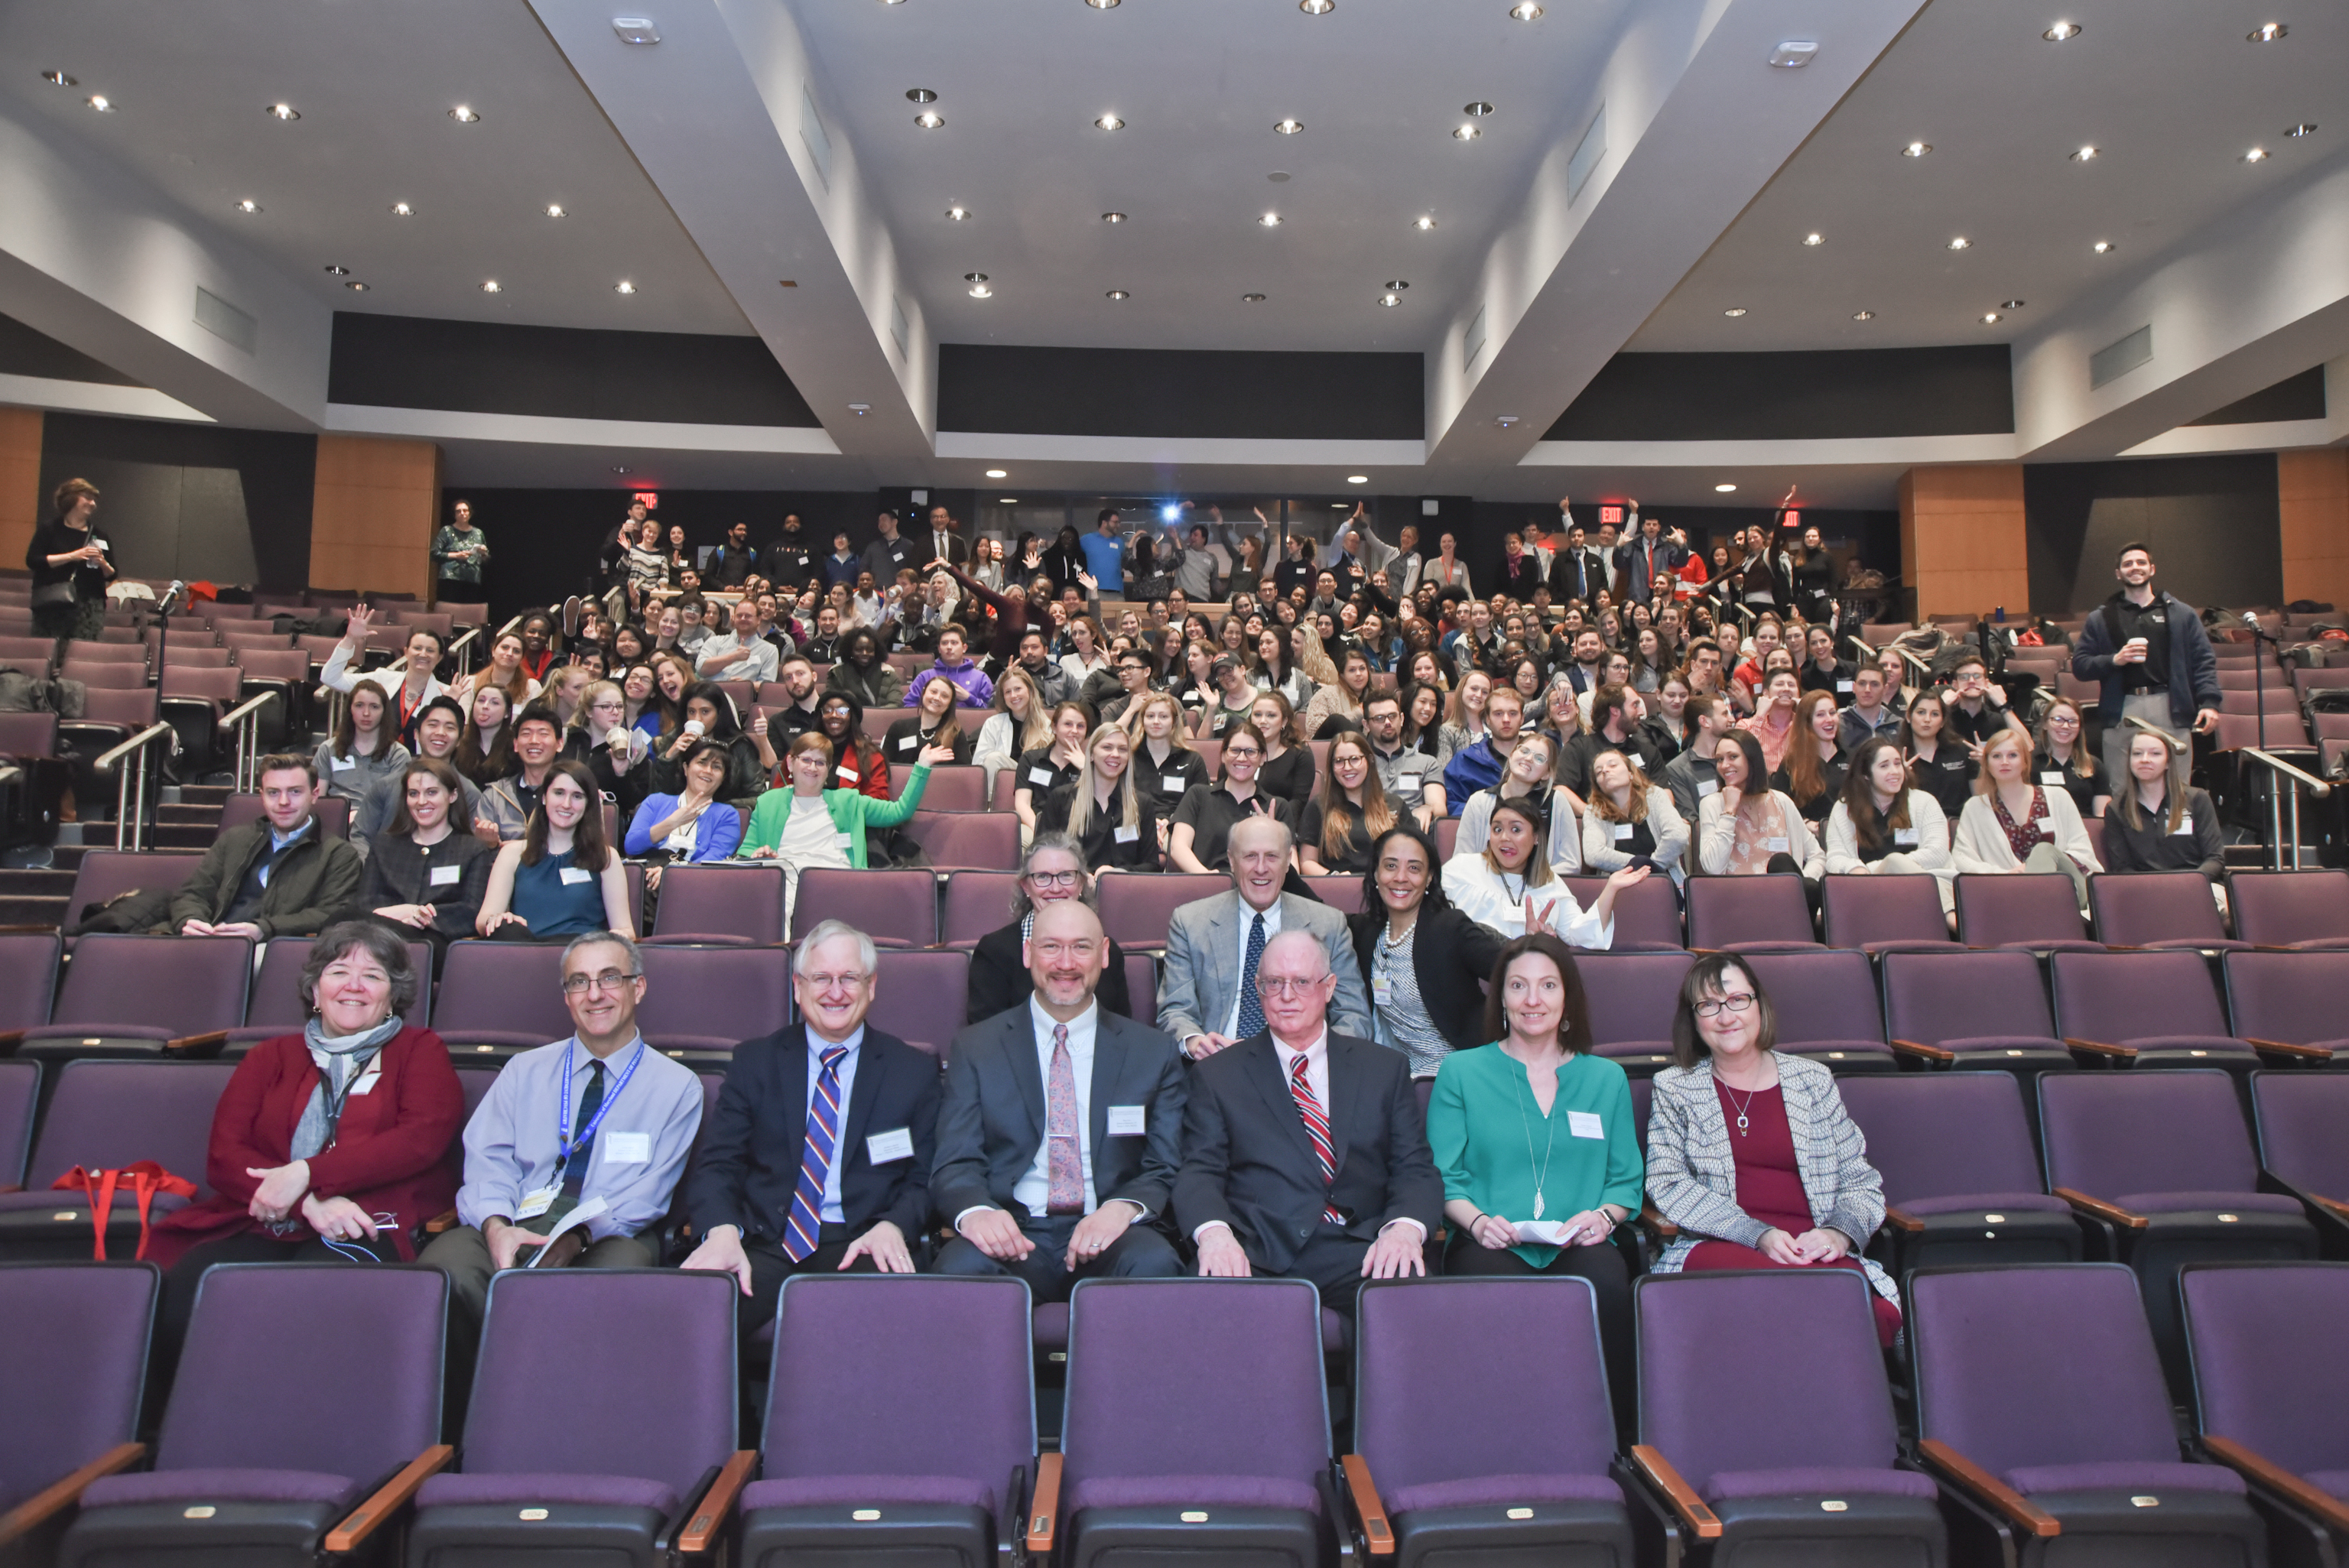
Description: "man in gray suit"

(931, 901), (1187, 1293)
(1158, 816), (1371, 1062)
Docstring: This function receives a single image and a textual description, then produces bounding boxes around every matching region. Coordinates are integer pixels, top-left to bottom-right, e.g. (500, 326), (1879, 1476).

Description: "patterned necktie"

(1235, 913), (1268, 1040)
(1045, 1024), (1084, 1216)
(1288, 1053), (1344, 1225)
(783, 1047), (850, 1262)
(560, 1059), (605, 1196)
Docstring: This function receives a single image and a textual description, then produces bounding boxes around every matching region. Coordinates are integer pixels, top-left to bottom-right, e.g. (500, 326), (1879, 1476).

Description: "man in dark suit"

(967, 835), (1131, 1023)
(1613, 508), (1690, 607)
(682, 918), (941, 1336)
(1547, 521), (1597, 603)
(1175, 930), (1441, 1313)
(922, 503), (972, 570)
(933, 901), (1186, 1294)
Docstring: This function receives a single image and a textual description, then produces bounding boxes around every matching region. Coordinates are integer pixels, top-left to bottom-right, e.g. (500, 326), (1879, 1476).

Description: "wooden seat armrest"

(1025, 1451), (1061, 1557)
(677, 1450), (755, 1555)
(1889, 1038), (1955, 1064)
(1884, 1206), (1925, 1235)
(166, 1031), (227, 1055)
(1638, 1201), (1680, 1241)
(2064, 1037), (2136, 1062)
(2309, 1193), (2349, 1224)
(0, 1442), (145, 1547)
(1628, 1446), (1720, 1540)
(0, 926), (57, 937)
(2244, 1037), (2333, 1063)
(2052, 1187), (2148, 1230)
(1916, 1439), (2059, 1538)
(1339, 1456), (1394, 1556)
(2203, 1436), (2349, 1534)
(0, 1028), (24, 1050)
(424, 1209), (459, 1235)
(325, 1444), (452, 1553)
(0, 1185), (21, 1196)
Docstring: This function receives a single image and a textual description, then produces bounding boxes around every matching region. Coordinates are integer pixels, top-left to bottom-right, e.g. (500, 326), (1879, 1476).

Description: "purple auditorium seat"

(0, 1060), (37, 1188)
(2181, 1262), (2349, 1554)
(1097, 873), (1226, 953)
(939, 871), (1020, 948)
(0, 930), (61, 1036)
(894, 764), (986, 811)
(1912, 1264), (2264, 1565)
(0, 1262), (157, 1547)
(60, 850), (203, 943)
(1632, 1271), (1946, 1563)
(1820, 873), (1960, 955)
(2049, 950), (2263, 1070)
(1954, 873), (2103, 953)
(1562, 875), (1686, 950)
(1684, 875), (1821, 953)
(2227, 869), (2349, 950)
(2249, 1073), (2349, 1249)
(2224, 951), (2349, 1065)
(0, 1061), (237, 1261)
(58, 686), (157, 756)
(407, 1269), (739, 1567)
(1344, 1278), (1634, 1565)
(898, 810), (1022, 872)
(1577, 952), (1694, 1075)
(57, 1264), (447, 1568)
(18, 934), (252, 1063)
(2087, 871), (2250, 952)
(638, 944), (791, 1062)
(1308, 875), (1366, 916)
(2040, 1070), (2318, 1391)
(1739, 950), (1896, 1071)
(1122, 950), (1155, 1025)
(1051, 1278), (1337, 1567)
(0, 709), (58, 763)
(430, 940), (573, 1061)
(644, 864), (785, 947)
(1879, 950), (2071, 1073)
(226, 937), (431, 1051)
(733, 1276), (1038, 1566)
(1835, 1073), (2079, 1277)
(863, 950), (970, 1058)
(792, 868), (937, 947)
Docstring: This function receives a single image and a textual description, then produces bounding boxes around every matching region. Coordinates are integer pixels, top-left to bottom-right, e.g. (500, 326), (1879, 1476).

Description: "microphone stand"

(2241, 614), (2276, 752)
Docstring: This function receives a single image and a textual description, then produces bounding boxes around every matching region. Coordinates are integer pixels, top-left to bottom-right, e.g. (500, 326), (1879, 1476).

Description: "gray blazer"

(1157, 891), (1372, 1049)
(931, 1004), (1187, 1227)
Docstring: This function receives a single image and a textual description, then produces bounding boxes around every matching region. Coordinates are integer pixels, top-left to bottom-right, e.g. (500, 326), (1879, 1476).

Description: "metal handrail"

(2237, 743), (2329, 872)
(92, 720), (174, 776)
(446, 623), (483, 679)
(2241, 746), (2331, 797)
(220, 691), (275, 793)
(2123, 713), (2188, 753)
(93, 719), (174, 852)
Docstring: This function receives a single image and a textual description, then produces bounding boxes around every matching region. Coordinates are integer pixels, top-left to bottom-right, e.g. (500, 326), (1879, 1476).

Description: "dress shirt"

(1221, 899), (1285, 1038)
(1012, 997), (1107, 1219)
(701, 632), (779, 684)
(931, 531), (957, 563)
(259, 819), (315, 885)
(455, 1034), (704, 1242)
(804, 1024), (866, 1223)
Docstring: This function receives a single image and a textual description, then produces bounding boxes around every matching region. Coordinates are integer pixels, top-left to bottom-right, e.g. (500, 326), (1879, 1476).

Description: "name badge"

(1114, 824), (1141, 843)
(1766, 836), (1790, 852)
(1372, 974), (1395, 1008)
(430, 863), (462, 887)
(2171, 822), (2195, 836)
(331, 757), (357, 771)
(602, 1130), (651, 1165)
(514, 1183), (560, 1221)
(1163, 774), (1187, 791)
(1106, 1105), (1148, 1138)
(898, 735), (918, 753)
(1028, 767), (1055, 785)
(2040, 771), (2067, 786)
(1567, 1110), (1605, 1140)
(1612, 823), (1634, 841)
(866, 1127), (915, 1164)
(1836, 680), (1853, 693)
(1698, 778), (1719, 797)
(836, 831), (856, 848)
(347, 1063), (382, 1096)
(1894, 827), (1920, 846)
(560, 866), (593, 885)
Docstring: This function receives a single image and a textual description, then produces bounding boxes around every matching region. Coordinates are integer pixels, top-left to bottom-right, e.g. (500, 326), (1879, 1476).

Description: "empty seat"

(2249, 1073), (2349, 1248)
(0, 1060), (37, 1187)
(939, 870), (1021, 948)
(865, 950), (970, 1057)
(1912, 1264), (2264, 1566)
(1122, 950), (1156, 1026)
(60, 850), (203, 935)
(2222, 951), (2349, 1066)
(1954, 874), (2102, 953)
(2178, 1262), (2349, 1557)
(2049, 950), (2261, 1069)
(2227, 870), (2349, 950)
(1097, 872), (1226, 952)
(226, 936), (432, 1051)
(1821, 874), (1960, 954)
(2210, 711), (2310, 749)
(1836, 1073), (2079, 1277)
(430, 940), (574, 1060)
(0, 1060), (238, 1261)
(0, 930), (60, 1037)
(0, 1262), (158, 1550)
(1561, 874), (1685, 950)
(1684, 875), (1821, 953)
(638, 944), (792, 1061)
(645, 864), (785, 946)
(0, 709), (58, 762)
(897, 810), (1021, 872)
(1739, 950), (1896, 1071)
(58, 660), (148, 691)
(1308, 875), (1366, 916)
(1578, 952), (1694, 1074)
(1879, 950), (2071, 1072)
(18, 934), (254, 1063)
(896, 765), (986, 811)
(0, 632), (57, 670)
(2087, 871), (2250, 952)
(792, 868), (937, 946)
(1632, 1270), (1946, 1564)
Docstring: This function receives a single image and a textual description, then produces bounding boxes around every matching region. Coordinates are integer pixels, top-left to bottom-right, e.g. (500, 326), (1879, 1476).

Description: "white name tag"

(898, 735), (918, 753)
(866, 1126), (915, 1164)
(1698, 779), (1718, 796)
(1028, 767), (1054, 785)
(1114, 824), (1141, 843)
(1766, 837), (1789, 852)
(560, 866), (593, 885)
(602, 1130), (651, 1165)
(1894, 827), (1920, 846)
(1612, 823), (1634, 841)
(837, 765), (859, 781)
(1567, 1110), (1605, 1140)
(1164, 774), (1187, 791)
(331, 757), (357, 771)
(514, 1183), (559, 1221)
(2172, 823), (2195, 836)
(836, 831), (856, 848)
(430, 863), (462, 887)
(1106, 1104), (1148, 1137)
(1836, 680), (1853, 693)
(347, 1064), (381, 1096)
(2041, 771), (2067, 786)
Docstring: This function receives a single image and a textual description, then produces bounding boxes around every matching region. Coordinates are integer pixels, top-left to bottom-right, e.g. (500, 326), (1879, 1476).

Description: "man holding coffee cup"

(2069, 541), (2221, 789)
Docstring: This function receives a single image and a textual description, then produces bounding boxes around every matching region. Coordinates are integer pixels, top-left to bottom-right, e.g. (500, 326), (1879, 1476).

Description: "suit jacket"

(921, 532), (971, 569)
(1158, 891), (1372, 1047)
(968, 920), (1132, 1024)
(687, 1022), (941, 1244)
(1615, 537), (1689, 603)
(931, 1005), (1187, 1227)
(1346, 904), (1504, 1054)
(1546, 550), (1597, 605)
(1173, 1031), (1441, 1274)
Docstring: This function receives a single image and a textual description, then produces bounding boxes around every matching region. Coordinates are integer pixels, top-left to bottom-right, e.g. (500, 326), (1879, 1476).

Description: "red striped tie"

(1287, 1053), (1343, 1226)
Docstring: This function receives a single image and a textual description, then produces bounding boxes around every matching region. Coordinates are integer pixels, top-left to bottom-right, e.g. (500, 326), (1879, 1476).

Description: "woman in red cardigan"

(151, 921), (464, 1339)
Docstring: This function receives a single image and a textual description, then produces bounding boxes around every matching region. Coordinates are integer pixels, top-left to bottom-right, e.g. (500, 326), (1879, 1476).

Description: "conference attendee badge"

(603, 1131), (651, 1164)
(1372, 973), (1395, 1008)
(1837, 680), (1854, 693)
(1698, 779), (1719, 797)
(1107, 1105), (1148, 1137)
(836, 831), (856, 849)
(515, 1183), (560, 1222)
(1894, 828), (1920, 846)
(1567, 1111), (1605, 1140)
(837, 765), (859, 782)
(1028, 767), (1055, 786)
(866, 1127), (915, 1164)
(1766, 837), (1789, 852)
(2041, 771), (2067, 787)
(898, 735), (919, 754)
(1613, 823), (1635, 841)
(2172, 822), (2196, 836)
(332, 757), (357, 771)
(1114, 824), (1141, 844)
(1164, 775), (1187, 792)
(560, 867), (594, 885)
(430, 864), (462, 886)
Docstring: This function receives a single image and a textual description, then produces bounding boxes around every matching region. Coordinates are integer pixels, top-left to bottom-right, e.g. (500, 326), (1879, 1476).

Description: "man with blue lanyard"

(422, 931), (703, 1362)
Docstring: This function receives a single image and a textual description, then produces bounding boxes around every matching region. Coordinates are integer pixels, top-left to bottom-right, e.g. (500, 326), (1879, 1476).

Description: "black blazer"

(968, 920), (1132, 1024)
(1174, 1031), (1441, 1274)
(1347, 904), (1505, 1056)
(931, 1005), (1188, 1227)
(687, 1022), (941, 1244)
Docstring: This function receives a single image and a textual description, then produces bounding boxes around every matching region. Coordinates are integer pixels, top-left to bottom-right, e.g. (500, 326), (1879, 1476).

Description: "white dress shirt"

(1222, 898), (1285, 1038)
(802, 1025), (865, 1224)
(1013, 997), (1099, 1218)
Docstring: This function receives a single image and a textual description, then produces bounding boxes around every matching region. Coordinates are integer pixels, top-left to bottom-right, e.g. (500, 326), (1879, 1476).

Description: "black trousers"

(933, 1213), (1182, 1301)
(1445, 1231), (1636, 1430)
(436, 579), (487, 604)
(736, 1226), (881, 1342)
(1272, 1223), (1421, 1320)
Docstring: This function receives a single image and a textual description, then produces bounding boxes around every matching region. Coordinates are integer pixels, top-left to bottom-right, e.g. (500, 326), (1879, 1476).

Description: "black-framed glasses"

(1025, 869), (1081, 888)
(562, 969), (642, 996)
(1693, 993), (1756, 1019)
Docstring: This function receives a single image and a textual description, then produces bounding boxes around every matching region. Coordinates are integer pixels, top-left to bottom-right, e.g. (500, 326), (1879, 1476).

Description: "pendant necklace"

(1720, 1076), (1759, 1136)
(1511, 1060), (1560, 1219)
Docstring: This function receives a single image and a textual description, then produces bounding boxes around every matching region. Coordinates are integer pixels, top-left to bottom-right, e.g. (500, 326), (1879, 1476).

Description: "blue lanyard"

(557, 1038), (646, 1170)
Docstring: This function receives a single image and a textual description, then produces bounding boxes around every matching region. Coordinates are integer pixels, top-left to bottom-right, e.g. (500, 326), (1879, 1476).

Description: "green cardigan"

(736, 764), (931, 867)
(1427, 1044), (1645, 1268)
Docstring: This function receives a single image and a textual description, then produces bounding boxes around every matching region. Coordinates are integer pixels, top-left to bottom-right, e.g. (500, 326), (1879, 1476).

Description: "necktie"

(783, 1047), (850, 1262)
(1045, 1024), (1084, 1216)
(560, 1059), (606, 1196)
(1288, 1054), (1344, 1225)
(1235, 913), (1268, 1040)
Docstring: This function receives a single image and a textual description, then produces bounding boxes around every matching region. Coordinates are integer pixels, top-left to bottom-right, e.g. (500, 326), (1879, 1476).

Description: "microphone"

(156, 579), (186, 615)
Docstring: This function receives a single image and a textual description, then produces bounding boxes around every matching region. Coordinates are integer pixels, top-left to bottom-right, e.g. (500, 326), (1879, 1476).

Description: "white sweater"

(1951, 787), (2103, 875)
(1441, 855), (1613, 948)
(1695, 790), (1824, 878)
(1581, 788), (1691, 881)
(1822, 790), (1953, 878)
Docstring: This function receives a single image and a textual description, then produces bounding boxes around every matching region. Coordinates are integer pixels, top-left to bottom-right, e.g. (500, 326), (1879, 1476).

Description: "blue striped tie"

(1235, 914), (1268, 1040)
(783, 1047), (850, 1262)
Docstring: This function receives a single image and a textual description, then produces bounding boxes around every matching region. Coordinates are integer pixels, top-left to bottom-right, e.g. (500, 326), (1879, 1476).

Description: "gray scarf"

(291, 1014), (404, 1161)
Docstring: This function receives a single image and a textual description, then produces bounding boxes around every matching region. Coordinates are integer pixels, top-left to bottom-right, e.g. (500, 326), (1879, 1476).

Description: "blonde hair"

(1973, 727), (2034, 796)
(573, 679), (625, 734)
(2114, 731), (2188, 835)
(1294, 624), (1341, 687)
(1064, 724), (1142, 840)
(993, 665), (1054, 754)
(1122, 692), (1195, 755)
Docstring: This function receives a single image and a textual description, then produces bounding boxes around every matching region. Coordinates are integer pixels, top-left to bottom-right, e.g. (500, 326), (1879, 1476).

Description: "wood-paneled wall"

(1899, 463), (2029, 620)
(2279, 449), (2349, 610)
(0, 407), (44, 570)
(310, 434), (440, 599)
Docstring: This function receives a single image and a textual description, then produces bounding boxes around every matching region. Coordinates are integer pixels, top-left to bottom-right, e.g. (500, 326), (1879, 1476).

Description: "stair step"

(151, 824), (219, 850)
(0, 896), (67, 929)
(0, 868), (73, 898)
(158, 803), (220, 825)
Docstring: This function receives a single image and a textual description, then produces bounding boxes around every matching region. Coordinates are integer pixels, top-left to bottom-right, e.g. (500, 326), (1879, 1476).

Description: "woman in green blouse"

(1427, 931), (1642, 1405)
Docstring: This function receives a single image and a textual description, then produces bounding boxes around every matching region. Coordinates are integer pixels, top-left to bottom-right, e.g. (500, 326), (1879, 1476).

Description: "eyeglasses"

(1025, 869), (1081, 888)
(562, 969), (641, 996)
(1256, 976), (1328, 997)
(1693, 993), (1757, 1019)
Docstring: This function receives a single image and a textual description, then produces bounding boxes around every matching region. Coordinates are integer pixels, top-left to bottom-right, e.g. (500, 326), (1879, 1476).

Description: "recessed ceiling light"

(614, 281), (637, 294)
(1902, 141), (1931, 157)
(1299, 0), (1334, 13)
(1384, 279), (1410, 290)
(2093, 239), (2115, 254)
(2243, 147), (2270, 162)
(779, 279), (798, 287)
(1452, 124), (1480, 141)
(448, 106), (480, 122)
(1347, 476), (1370, 485)
(265, 102), (300, 121)
(1723, 307), (1748, 317)
(1495, 415), (1519, 427)
(1275, 117), (1303, 135)
(2042, 21), (2081, 41)
(1101, 211), (1126, 223)
(1259, 213), (1282, 226)
(848, 403), (870, 414)
(41, 70), (76, 86)
(390, 201), (414, 216)
(1243, 293), (1267, 303)
(479, 280), (501, 293)
(915, 111), (944, 129)
(2286, 122), (2317, 138)
(1852, 310), (1876, 320)
(2248, 21), (2286, 41)
(1509, 1), (1544, 18)
(1086, 0), (1119, 8)
(1414, 215), (1438, 230)
(613, 466), (631, 474)
(323, 264), (349, 275)
(546, 203), (567, 217)
(1464, 101), (1495, 117)
(344, 280), (369, 291)
(984, 469), (1008, 478)
(1093, 113), (1124, 130)
(1802, 232), (1824, 246)
(1268, 171), (1290, 181)
(1714, 483), (1737, 492)
(2071, 145), (2098, 161)
(85, 94), (111, 112)
(966, 272), (992, 297)
(1982, 312), (2002, 323)
(947, 205), (971, 221)
(1376, 292), (1402, 307)
(2000, 298), (2026, 309)
(906, 88), (937, 103)
(235, 199), (261, 213)
(1948, 236), (1971, 249)
(1105, 290), (1129, 300)
(612, 16), (660, 43)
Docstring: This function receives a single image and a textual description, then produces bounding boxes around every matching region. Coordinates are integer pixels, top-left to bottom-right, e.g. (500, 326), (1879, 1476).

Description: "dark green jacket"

(164, 818), (366, 938)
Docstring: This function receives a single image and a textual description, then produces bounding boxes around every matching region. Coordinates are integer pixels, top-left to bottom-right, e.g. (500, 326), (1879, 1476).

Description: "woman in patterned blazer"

(1643, 952), (1902, 1344)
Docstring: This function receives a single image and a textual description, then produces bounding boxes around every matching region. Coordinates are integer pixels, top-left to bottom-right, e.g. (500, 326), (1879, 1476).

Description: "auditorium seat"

(0, 708), (58, 761)
(1685, 874), (1819, 953)
(2226, 869), (2349, 950)
(734, 1275), (1037, 1567)
(897, 810), (1019, 872)
(2210, 711), (2309, 749)
(2086, 871), (2250, 952)
(2248, 1073), (2349, 1248)
(1631, 1271), (1945, 1564)
(0, 632), (57, 670)
(1738, 950), (1896, 1070)
(58, 659), (148, 690)
(1835, 1073), (2079, 1279)
(60, 641), (144, 665)
(1821, 874), (1959, 954)
(1307, 873), (1366, 915)
(794, 868), (936, 946)
(1049, 1278), (1335, 1568)
(1911, 1264), (2264, 1563)
(404, 1270), (736, 1568)
(60, 685), (159, 754)
(0, 1262), (158, 1553)
(1562, 874), (1685, 950)
(1577, 951), (1694, 1074)
(18, 934), (253, 1063)
(0, 1060), (38, 1188)
(430, 940), (574, 1060)
(226, 937), (432, 1052)
(638, 943), (792, 1062)
(1879, 950), (2072, 1072)
(987, 770), (1018, 812)
(645, 864), (785, 946)
(2049, 950), (2261, 1070)
(2039, 1070), (2318, 1391)
(1954, 874), (2101, 953)
(1432, 816), (1459, 860)
(1343, 1278), (1634, 1566)
(0, 1060), (237, 1261)
(2221, 951), (2349, 1065)
(939, 870), (1020, 948)
(2179, 1261), (2349, 1560)
(0, 930), (60, 1037)
(1097, 872), (1225, 952)
(1122, 950), (1156, 1026)
(894, 764), (986, 811)
(160, 644), (232, 667)
(865, 950), (969, 1057)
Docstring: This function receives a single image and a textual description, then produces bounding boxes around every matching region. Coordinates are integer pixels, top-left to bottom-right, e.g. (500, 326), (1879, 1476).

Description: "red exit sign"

(632, 491), (660, 509)
(1597, 505), (1623, 526)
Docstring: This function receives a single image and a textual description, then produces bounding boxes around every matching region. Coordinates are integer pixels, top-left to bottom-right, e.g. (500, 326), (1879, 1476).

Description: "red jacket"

(148, 1026), (464, 1266)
